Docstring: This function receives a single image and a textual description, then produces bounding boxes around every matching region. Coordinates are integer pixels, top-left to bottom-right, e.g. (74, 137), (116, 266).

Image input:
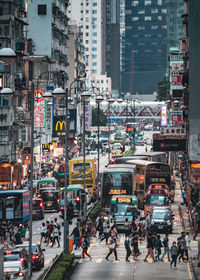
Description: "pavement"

(70, 172), (193, 280)
(177, 178), (200, 280)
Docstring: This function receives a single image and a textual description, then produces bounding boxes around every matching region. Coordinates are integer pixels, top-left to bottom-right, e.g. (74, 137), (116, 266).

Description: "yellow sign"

(55, 121), (66, 131)
(42, 144), (50, 152)
(117, 197), (131, 203)
(191, 164), (200, 169)
(109, 189), (127, 195)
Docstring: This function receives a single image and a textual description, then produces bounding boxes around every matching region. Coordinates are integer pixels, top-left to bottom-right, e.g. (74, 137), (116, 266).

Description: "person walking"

(124, 234), (132, 262)
(96, 214), (104, 239)
(70, 223), (80, 250)
(155, 234), (162, 261)
(185, 232), (190, 261)
(161, 233), (170, 262)
(82, 236), (92, 260)
(132, 232), (140, 260)
(106, 237), (119, 261)
(170, 241), (178, 269)
(40, 222), (47, 245)
(144, 232), (155, 262)
(177, 237), (185, 262)
(50, 225), (60, 248)
(100, 220), (110, 244)
(124, 218), (131, 237)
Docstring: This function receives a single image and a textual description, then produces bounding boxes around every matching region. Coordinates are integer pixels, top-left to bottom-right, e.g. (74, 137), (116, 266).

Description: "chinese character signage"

(161, 105), (167, 127)
(160, 127), (186, 136)
(170, 112), (184, 125)
(34, 89), (45, 128)
(45, 101), (53, 135)
(171, 75), (183, 89)
(85, 103), (92, 130)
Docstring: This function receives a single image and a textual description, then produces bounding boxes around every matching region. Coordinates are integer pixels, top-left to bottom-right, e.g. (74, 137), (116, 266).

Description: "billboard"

(160, 127), (186, 136)
(53, 109), (76, 137)
(160, 105), (167, 127)
(153, 139), (186, 152)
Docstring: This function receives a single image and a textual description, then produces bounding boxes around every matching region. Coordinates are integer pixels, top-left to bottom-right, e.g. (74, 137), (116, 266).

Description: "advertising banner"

(45, 101), (53, 135)
(85, 103), (92, 130)
(153, 139), (186, 152)
(160, 127), (186, 136)
(160, 105), (167, 127)
(53, 109), (77, 137)
(171, 112), (184, 125)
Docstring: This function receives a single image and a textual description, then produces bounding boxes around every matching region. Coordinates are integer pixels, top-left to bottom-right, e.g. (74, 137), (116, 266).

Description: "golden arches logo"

(55, 121), (66, 131)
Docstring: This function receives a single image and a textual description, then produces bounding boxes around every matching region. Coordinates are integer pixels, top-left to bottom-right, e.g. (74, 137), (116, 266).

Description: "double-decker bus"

(0, 190), (29, 225)
(69, 156), (97, 201)
(126, 160), (171, 209)
(101, 165), (135, 210)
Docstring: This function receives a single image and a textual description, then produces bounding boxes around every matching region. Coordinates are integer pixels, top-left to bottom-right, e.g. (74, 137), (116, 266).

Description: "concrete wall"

(27, 0), (52, 57)
(189, 0), (200, 160)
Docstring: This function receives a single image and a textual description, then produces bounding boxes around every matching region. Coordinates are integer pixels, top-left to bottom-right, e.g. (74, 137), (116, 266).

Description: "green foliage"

(37, 268), (48, 280)
(37, 254), (75, 280)
(124, 149), (134, 157)
(156, 76), (169, 101)
(92, 108), (107, 126)
(88, 201), (101, 221)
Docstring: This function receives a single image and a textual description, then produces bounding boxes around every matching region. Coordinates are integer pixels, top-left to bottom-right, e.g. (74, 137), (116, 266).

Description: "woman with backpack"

(105, 237), (119, 261)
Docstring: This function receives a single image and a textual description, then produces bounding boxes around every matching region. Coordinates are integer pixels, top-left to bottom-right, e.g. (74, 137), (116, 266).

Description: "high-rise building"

(69, 0), (103, 76)
(27, 0), (69, 75)
(121, 0), (167, 95)
(166, 0), (185, 51)
(103, 0), (120, 97)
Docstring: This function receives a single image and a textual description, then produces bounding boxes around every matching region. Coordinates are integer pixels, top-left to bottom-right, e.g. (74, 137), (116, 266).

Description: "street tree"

(92, 107), (107, 126)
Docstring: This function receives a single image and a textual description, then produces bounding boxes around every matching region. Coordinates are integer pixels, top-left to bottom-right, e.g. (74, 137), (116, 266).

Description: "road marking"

(187, 261), (193, 280)
(96, 258), (103, 263)
(113, 259), (120, 263)
(130, 259), (136, 263)
(44, 259), (51, 265)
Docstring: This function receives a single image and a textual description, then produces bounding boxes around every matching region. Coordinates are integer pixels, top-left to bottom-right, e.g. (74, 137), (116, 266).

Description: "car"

(16, 243), (45, 270)
(4, 247), (28, 269)
(4, 261), (28, 280)
(38, 188), (60, 212)
(148, 206), (173, 234)
(32, 198), (45, 220)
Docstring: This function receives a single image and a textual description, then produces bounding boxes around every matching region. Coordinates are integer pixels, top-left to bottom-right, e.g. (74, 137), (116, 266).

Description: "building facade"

(121, 0), (167, 95)
(69, 0), (103, 76)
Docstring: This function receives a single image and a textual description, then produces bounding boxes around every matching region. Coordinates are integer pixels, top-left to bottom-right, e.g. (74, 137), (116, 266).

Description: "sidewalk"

(177, 178), (200, 279)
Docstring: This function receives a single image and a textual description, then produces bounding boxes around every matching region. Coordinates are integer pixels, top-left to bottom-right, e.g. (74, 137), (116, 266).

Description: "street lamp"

(81, 91), (91, 217)
(52, 87), (72, 254)
(0, 47), (16, 65)
(107, 98), (115, 163)
(96, 95), (104, 196)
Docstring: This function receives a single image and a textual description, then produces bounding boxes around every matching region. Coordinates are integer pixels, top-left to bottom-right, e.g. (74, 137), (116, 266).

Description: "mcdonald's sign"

(42, 144), (50, 152)
(53, 111), (77, 137)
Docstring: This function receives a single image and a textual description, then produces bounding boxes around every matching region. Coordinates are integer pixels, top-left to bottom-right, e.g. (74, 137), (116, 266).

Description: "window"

(93, 32), (97, 36)
(93, 3), (97, 6)
(92, 40), (97, 44)
(92, 10), (97, 14)
(92, 54), (97, 58)
(86, 17), (89, 22)
(151, 25), (158, 29)
(157, 16), (162, 21)
(86, 32), (89, 36)
(138, 10), (145, 14)
(132, 17), (138, 21)
(92, 47), (97, 51)
(38, 5), (47, 15)
(92, 62), (97, 66)
(101, 80), (104, 83)
(92, 70), (97, 74)
(161, 9), (167, 14)
(93, 25), (97, 29)
(132, 1), (138, 6)
(86, 25), (89, 29)
(86, 10), (89, 14)
(0, 97), (9, 107)
(86, 40), (89, 44)
(92, 17), (97, 22)
(145, 0), (151, 5)
(145, 16), (151, 21)
(0, 130), (8, 142)
(86, 47), (89, 51)
(86, 2), (89, 6)
(158, 0), (162, 5)
(138, 26), (145, 30)
(21, 129), (27, 142)
(151, 9), (158, 13)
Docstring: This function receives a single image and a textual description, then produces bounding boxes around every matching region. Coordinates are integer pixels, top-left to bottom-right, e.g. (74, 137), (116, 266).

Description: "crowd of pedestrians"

(0, 223), (30, 247)
(39, 218), (61, 248)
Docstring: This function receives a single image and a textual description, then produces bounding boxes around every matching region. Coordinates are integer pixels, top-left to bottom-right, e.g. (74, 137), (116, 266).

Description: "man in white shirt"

(185, 231), (190, 261)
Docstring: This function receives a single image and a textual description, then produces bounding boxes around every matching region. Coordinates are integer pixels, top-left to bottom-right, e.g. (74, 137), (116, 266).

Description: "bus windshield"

(146, 195), (169, 206)
(111, 204), (137, 216)
(146, 164), (171, 187)
(102, 171), (132, 207)
(152, 211), (171, 220)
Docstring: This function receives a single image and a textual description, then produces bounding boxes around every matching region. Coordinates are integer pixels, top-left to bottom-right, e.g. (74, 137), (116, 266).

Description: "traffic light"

(76, 196), (80, 210)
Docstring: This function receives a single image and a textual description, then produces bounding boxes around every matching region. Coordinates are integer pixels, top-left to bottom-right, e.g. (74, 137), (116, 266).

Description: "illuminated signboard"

(150, 178), (167, 183)
(34, 89), (45, 128)
(161, 105), (167, 127)
(117, 197), (132, 203)
(108, 189), (126, 195)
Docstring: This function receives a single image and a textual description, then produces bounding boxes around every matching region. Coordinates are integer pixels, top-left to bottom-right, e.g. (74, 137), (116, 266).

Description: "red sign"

(171, 76), (182, 86)
(171, 114), (184, 125)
